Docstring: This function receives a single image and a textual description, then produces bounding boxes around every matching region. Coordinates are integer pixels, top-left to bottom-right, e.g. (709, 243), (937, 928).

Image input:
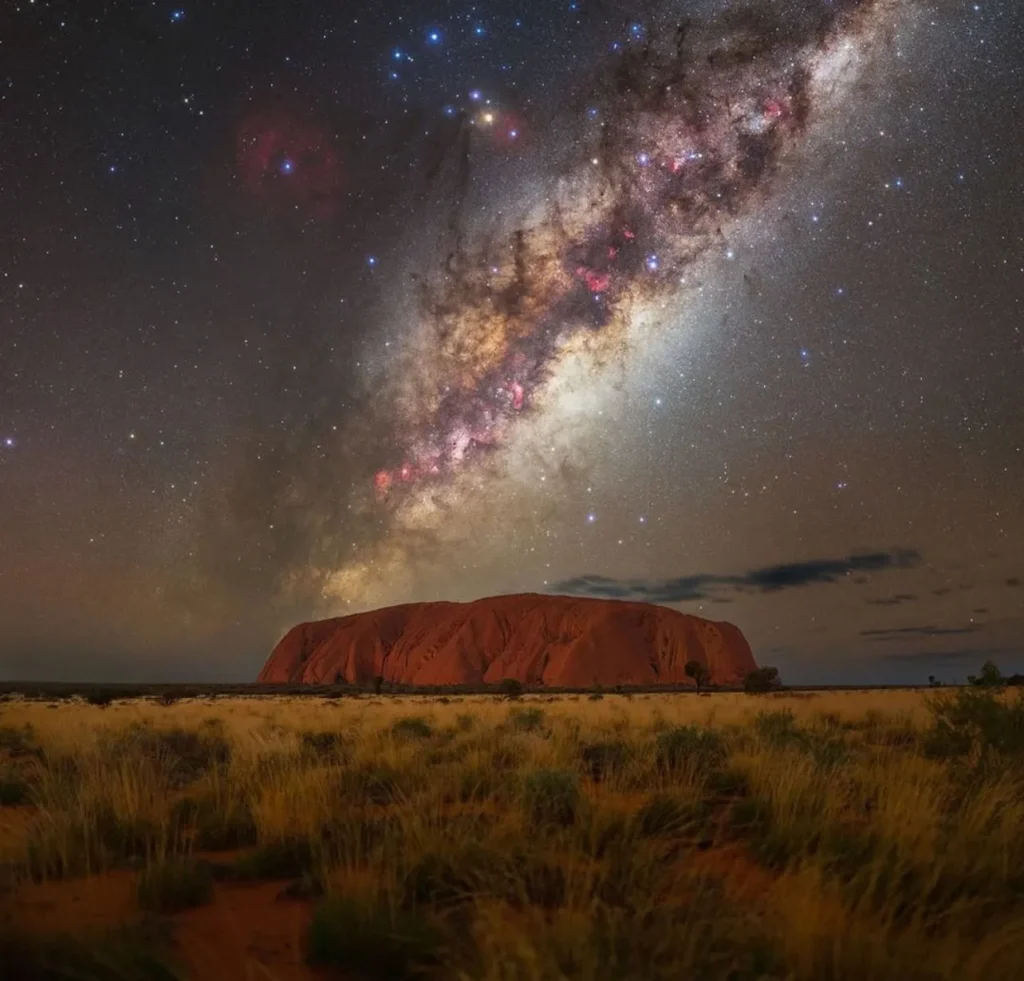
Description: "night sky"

(1, 0), (1021, 685)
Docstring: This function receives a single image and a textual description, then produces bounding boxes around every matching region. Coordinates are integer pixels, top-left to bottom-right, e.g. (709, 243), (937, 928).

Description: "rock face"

(258, 593), (757, 688)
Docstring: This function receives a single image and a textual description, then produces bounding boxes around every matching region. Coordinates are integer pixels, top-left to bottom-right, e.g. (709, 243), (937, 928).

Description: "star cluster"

(0, 0), (1021, 684)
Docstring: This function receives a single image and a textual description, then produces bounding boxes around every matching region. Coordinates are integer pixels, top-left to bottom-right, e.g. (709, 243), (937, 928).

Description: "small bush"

(0, 768), (31, 805)
(0, 725), (37, 757)
(106, 724), (230, 788)
(506, 707), (545, 732)
(307, 898), (447, 980)
(518, 857), (567, 909)
(403, 850), (479, 909)
(300, 730), (346, 757)
(230, 838), (315, 880)
(498, 678), (524, 697)
(753, 709), (799, 746)
(924, 688), (1024, 757)
(580, 740), (630, 782)
(137, 858), (214, 913)
(521, 769), (580, 827)
(341, 763), (404, 806)
(171, 794), (258, 851)
(655, 725), (725, 773)
(588, 692), (604, 701)
(635, 793), (699, 837)
(455, 712), (476, 731)
(390, 716), (433, 740)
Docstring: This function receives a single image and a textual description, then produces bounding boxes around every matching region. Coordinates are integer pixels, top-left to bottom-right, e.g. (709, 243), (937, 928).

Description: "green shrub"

(341, 763), (404, 806)
(635, 793), (700, 837)
(521, 769), (580, 827)
(307, 898), (447, 980)
(924, 688), (1024, 758)
(0, 725), (38, 757)
(580, 740), (630, 782)
(105, 724), (229, 788)
(506, 707), (545, 732)
(390, 716), (433, 740)
(137, 858), (214, 913)
(229, 838), (315, 880)
(402, 850), (479, 909)
(753, 709), (799, 745)
(300, 730), (346, 756)
(655, 725), (725, 773)
(171, 794), (258, 851)
(0, 767), (31, 805)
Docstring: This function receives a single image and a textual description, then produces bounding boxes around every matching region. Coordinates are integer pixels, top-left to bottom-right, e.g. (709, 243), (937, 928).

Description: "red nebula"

(508, 380), (525, 411)
(235, 106), (343, 220)
(374, 470), (392, 497)
(763, 98), (784, 120)
(489, 108), (527, 152)
(576, 266), (611, 294)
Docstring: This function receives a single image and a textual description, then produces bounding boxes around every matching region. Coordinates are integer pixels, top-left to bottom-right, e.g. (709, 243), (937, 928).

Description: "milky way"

(298, 0), (900, 609)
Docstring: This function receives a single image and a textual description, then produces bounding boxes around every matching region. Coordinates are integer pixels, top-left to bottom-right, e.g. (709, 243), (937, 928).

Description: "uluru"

(258, 593), (757, 688)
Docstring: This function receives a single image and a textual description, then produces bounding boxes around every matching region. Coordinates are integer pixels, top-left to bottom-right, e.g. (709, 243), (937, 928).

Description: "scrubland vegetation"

(1, 686), (1022, 980)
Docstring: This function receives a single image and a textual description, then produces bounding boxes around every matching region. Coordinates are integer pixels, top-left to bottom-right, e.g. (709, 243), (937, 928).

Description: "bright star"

(637, 152), (650, 166)
(473, 25), (485, 37)
(469, 89), (482, 101)
(443, 105), (456, 117)
(3, 437), (14, 448)
(392, 49), (403, 60)
(170, 9), (184, 22)
(646, 255), (659, 271)
(279, 159), (294, 175)
(367, 256), (377, 267)
(586, 513), (596, 523)
(427, 30), (441, 44)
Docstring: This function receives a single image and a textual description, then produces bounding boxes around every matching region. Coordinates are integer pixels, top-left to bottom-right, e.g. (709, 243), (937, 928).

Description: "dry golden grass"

(1, 686), (1022, 980)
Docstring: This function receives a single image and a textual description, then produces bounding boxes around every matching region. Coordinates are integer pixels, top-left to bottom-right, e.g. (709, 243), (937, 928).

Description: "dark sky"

(1, 0), (1021, 685)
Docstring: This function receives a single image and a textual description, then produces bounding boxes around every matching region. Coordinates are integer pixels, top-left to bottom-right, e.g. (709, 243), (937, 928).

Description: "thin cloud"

(861, 625), (982, 642)
(865, 593), (917, 607)
(550, 549), (922, 603)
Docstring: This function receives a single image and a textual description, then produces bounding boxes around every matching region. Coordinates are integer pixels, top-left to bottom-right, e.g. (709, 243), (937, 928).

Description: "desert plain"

(1, 686), (1022, 980)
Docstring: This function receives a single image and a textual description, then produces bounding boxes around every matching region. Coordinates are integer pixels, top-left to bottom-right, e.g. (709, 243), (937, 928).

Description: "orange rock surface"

(258, 593), (757, 687)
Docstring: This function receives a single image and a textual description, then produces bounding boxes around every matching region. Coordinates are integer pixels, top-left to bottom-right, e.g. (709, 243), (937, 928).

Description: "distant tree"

(743, 666), (781, 694)
(928, 675), (938, 687)
(968, 660), (1003, 688)
(373, 675), (384, 695)
(684, 660), (709, 692)
(499, 678), (524, 698)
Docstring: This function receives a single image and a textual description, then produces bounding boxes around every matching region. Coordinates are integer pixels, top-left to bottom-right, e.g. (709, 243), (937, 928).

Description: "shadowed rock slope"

(258, 593), (757, 688)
